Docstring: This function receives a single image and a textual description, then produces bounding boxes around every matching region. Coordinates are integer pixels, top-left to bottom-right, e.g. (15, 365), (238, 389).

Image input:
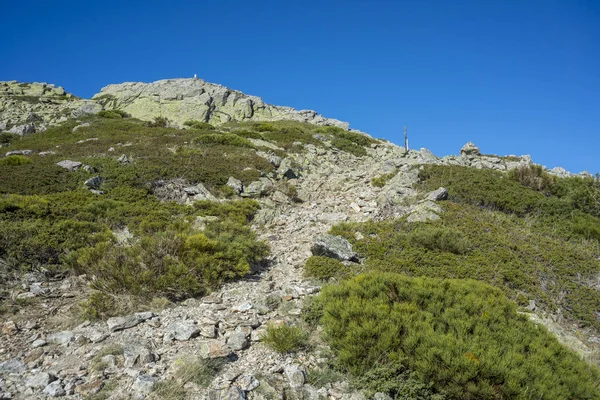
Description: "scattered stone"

(5, 150), (33, 156)
(39, 151), (56, 156)
(46, 331), (74, 345)
(74, 379), (103, 396)
(277, 158), (299, 179)
(210, 386), (246, 400)
(226, 177), (244, 195)
(199, 340), (231, 359)
(1, 321), (18, 336)
(0, 359), (26, 375)
(184, 183), (219, 202)
(84, 176), (102, 189)
(25, 372), (56, 389)
(232, 302), (253, 313)
(107, 315), (142, 332)
(236, 374), (259, 391)
(56, 160), (82, 171)
(8, 123), (36, 136)
(117, 154), (131, 164)
(31, 339), (47, 348)
(241, 178), (274, 198)
(83, 164), (96, 173)
(373, 393), (393, 400)
(284, 364), (306, 388)
(227, 331), (249, 351)
(164, 320), (200, 342)
(72, 122), (90, 132)
(133, 375), (156, 394)
(427, 187), (448, 201)
(43, 381), (65, 397)
(311, 235), (358, 262)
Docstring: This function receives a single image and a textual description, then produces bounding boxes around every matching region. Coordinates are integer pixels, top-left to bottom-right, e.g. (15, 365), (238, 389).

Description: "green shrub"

(230, 129), (262, 139)
(98, 110), (128, 119)
(255, 122), (276, 132)
(407, 226), (469, 255)
(194, 133), (256, 148)
(508, 164), (556, 193)
(317, 272), (600, 399)
(304, 256), (347, 279)
(178, 357), (225, 384)
(330, 202), (600, 330)
(146, 116), (169, 128)
(0, 132), (20, 145)
(0, 155), (32, 166)
(183, 120), (215, 130)
(353, 363), (444, 400)
(73, 223), (268, 300)
(331, 137), (367, 157)
(261, 324), (308, 353)
(371, 172), (396, 187)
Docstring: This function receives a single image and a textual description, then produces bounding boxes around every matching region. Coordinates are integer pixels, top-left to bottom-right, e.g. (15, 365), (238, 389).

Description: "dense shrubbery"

(304, 256), (348, 280)
(0, 184), (268, 312)
(417, 165), (600, 241)
(314, 272), (600, 399)
(407, 226), (469, 255)
(331, 202), (600, 330)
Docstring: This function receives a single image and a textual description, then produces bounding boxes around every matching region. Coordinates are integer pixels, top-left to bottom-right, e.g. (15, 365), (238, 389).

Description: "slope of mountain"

(0, 79), (599, 399)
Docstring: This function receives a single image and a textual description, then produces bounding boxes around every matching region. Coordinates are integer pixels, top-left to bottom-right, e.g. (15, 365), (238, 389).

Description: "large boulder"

(311, 235), (358, 262)
(460, 142), (481, 157)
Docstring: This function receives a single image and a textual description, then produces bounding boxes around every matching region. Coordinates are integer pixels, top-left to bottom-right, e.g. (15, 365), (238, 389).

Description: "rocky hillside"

(93, 79), (350, 129)
(0, 78), (349, 137)
(0, 81), (599, 399)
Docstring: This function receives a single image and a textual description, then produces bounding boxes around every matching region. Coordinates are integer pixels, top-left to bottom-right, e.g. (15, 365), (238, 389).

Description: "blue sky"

(2, 0), (599, 173)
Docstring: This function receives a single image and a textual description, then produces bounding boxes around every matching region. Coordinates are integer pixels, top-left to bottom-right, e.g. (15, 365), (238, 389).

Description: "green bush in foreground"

(304, 256), (347, 279)
(316, 272), (600, 399)
(261, 324), (308, 353)
(0, 155), (32, 166)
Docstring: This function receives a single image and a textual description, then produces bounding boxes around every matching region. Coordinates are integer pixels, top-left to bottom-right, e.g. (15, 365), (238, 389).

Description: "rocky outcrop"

(92, 78), (351, 129)
(0, 81), (100, 134)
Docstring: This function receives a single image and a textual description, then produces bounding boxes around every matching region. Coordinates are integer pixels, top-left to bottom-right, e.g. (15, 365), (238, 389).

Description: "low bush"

(508, 164), (556, 193)
(261, 324), (308, 353)
(146, 116), (169, 128)
(371, 172), (396, 187)
(194, 133), (256, 148)
(175, 357), (225, 386)
(183, 120), (215, 130)
(0, 132), (20, 145)
(98, 110), (128, 119)
(72, 223), (268, 300)
(304, 256), (347, 280)
(0, 155), (32, 166)
(407, 226), (469, 255)
(331, 137), (367, 157)
(254, 122), (276, 132)
(316, 272), (600, 399)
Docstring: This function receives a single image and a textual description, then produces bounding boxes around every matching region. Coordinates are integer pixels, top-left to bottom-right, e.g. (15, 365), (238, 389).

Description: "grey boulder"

(311, 235), (358, 262)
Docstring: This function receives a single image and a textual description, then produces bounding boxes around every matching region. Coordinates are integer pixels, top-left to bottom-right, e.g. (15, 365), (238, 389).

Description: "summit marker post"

(404, 125), (408, 151)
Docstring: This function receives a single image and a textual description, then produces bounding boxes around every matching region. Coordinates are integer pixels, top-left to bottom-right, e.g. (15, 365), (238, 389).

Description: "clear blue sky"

(2, 0), (599, 173)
